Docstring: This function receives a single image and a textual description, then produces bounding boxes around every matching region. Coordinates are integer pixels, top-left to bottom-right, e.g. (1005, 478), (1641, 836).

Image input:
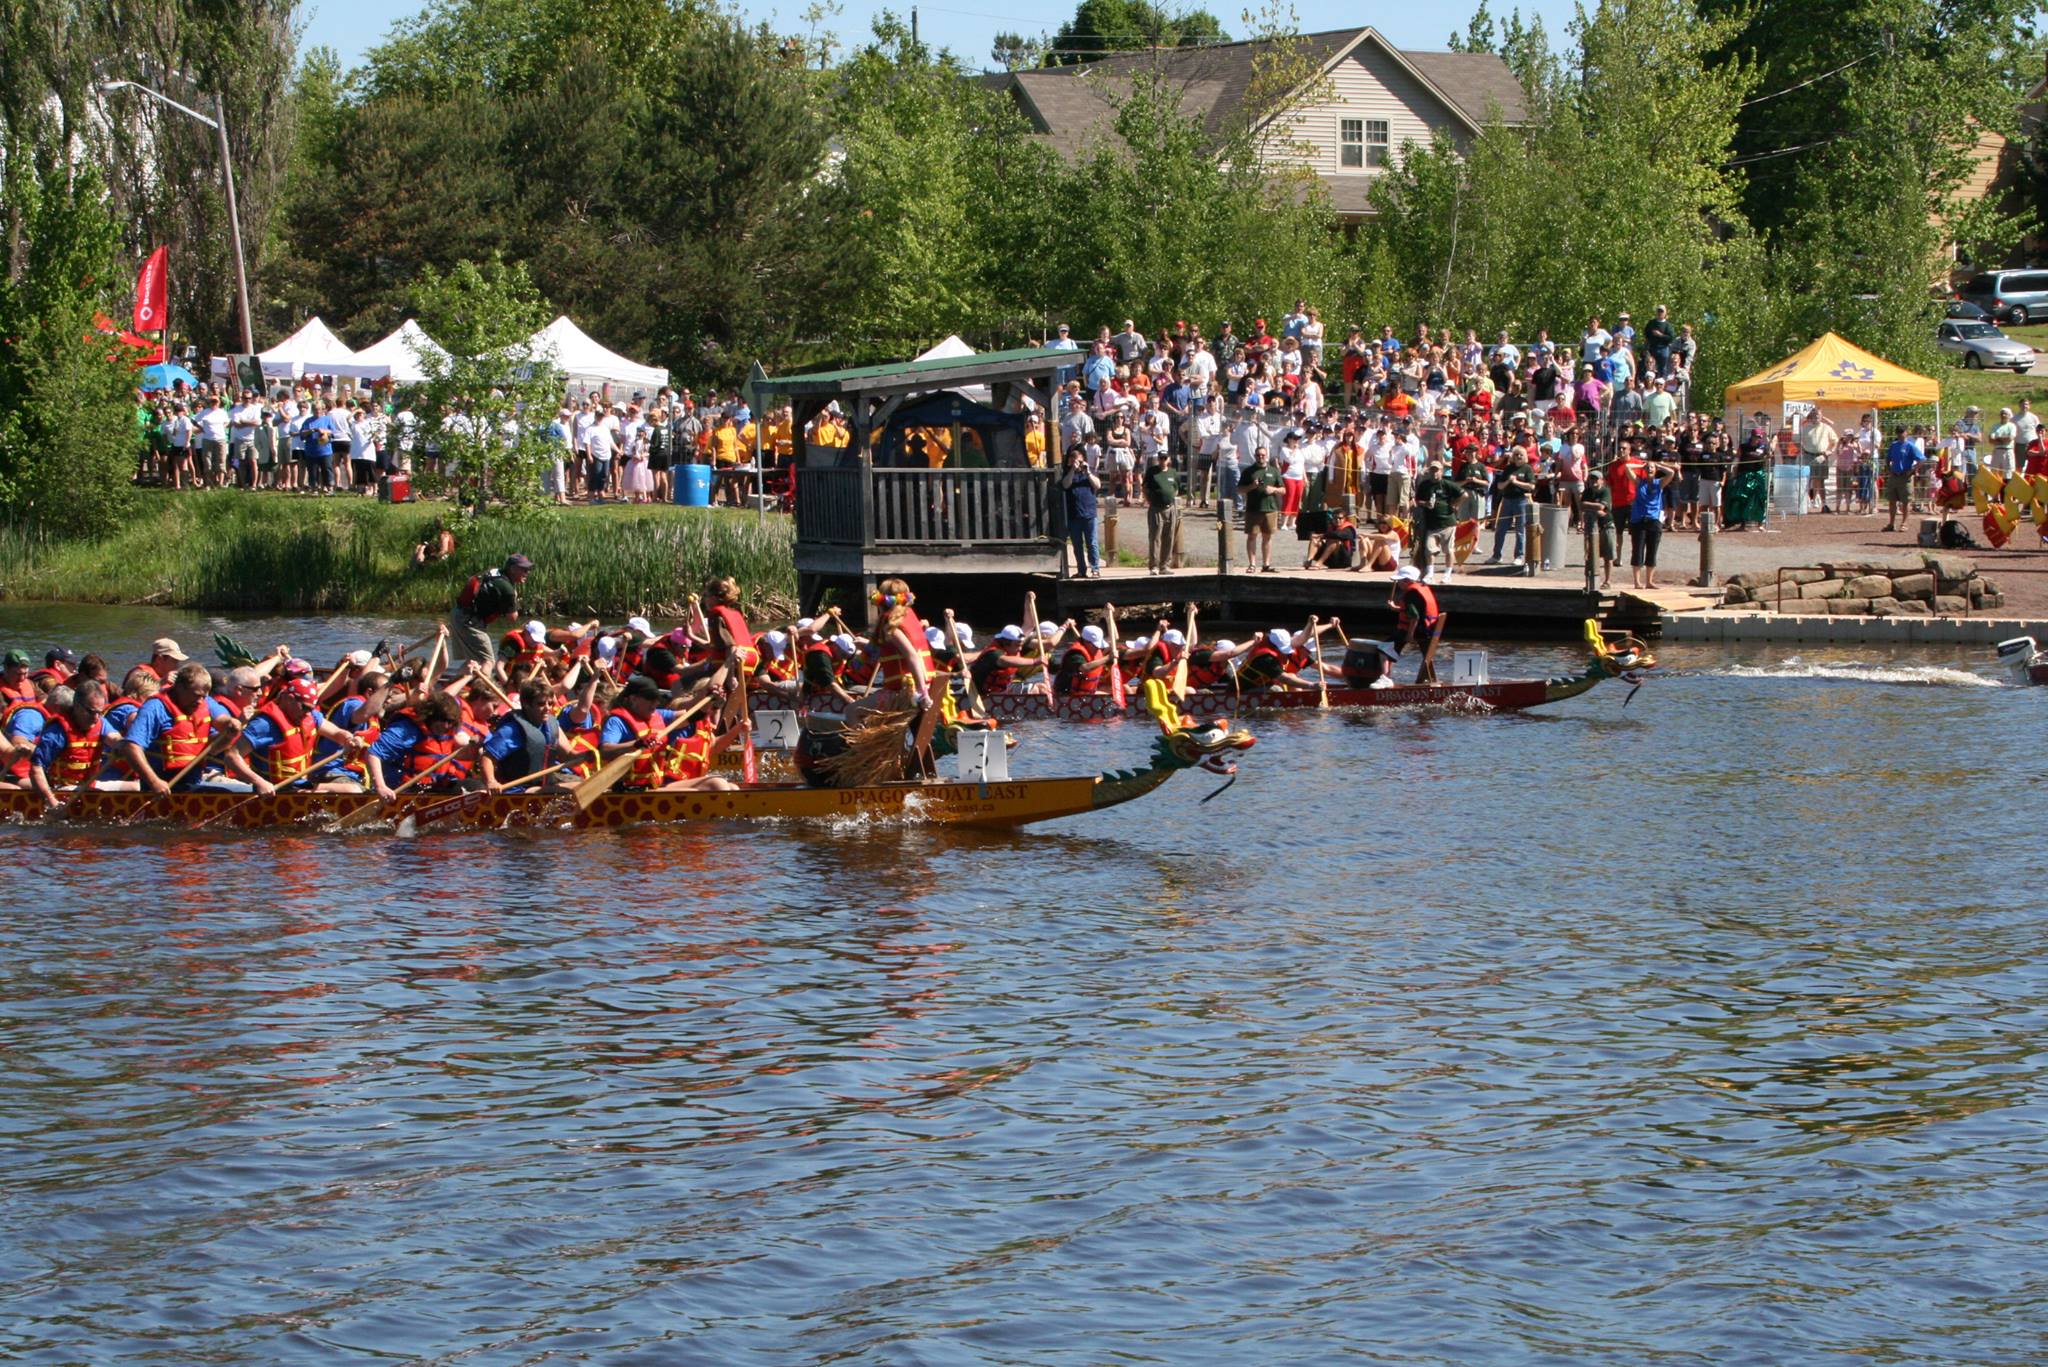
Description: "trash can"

(676, 463), (713, 507)
(1538, 501), (1571, 570)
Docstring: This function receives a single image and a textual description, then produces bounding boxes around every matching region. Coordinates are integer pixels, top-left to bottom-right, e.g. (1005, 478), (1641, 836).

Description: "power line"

(1740, 51), (1877, 108)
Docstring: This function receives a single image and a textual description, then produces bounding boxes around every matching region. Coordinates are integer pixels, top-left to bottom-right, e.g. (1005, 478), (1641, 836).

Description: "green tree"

(0, 160), (138, 535)
(1044, 0), (1227, 65)
(406, 259), (562, 516)
(1366, 0), (1772, 399)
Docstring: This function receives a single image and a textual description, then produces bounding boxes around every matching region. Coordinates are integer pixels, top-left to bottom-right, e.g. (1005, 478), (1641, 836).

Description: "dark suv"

(1958, 269), (2048, 325)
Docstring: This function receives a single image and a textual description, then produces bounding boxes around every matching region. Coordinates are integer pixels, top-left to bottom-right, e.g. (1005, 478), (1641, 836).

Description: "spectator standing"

(1642, 305), (1675, 377)
(229, 390), (263, 488)
(1060, 448), (1101, 578)
(1237, 446), (1284, 572)
(1488, 441), (1535, 565)
(195, 395), (231, 489)
(1143, 446), (1179, 574)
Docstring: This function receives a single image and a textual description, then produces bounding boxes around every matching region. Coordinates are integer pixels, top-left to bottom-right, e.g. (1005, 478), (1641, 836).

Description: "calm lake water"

(2, 605), (2043, 1364)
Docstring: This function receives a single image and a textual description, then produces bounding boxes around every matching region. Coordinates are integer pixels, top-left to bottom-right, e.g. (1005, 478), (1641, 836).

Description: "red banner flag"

(133, 247), (168, 333)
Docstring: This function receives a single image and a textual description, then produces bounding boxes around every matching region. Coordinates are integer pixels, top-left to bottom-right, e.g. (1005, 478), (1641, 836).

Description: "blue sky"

(302, 0), (1583, 73)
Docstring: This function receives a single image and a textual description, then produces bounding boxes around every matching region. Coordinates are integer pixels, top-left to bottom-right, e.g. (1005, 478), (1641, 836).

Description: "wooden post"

(1172, 511), (1185, 569)
(1217, 499), (1232, 576)
(1104, 500), (1119, 563)
(1697, 509), (1717, 587)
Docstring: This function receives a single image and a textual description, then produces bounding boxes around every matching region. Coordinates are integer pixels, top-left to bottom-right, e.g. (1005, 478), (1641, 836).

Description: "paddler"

(696, 576), (760, 697)
(599, 675), (740, 792)
(0, 660), (61, 786)
(26, 681), (107, 809)
(478, 677), (569, 792)
(449, 552), (533, 665)
(1233, 627), (1320, 690)
(1388, 564), (1445, 684)
(800, 630), (860, 710)
(1054, 624), (1111, 695)
(865, 577), (935, 713)
(136, 636), (188, 685)
(234, 676), (366, 794)
(120, 661), (224, 794)
(365, 692), (478, 801)
(98, 667), (161, 787)
(754, 631), (797, 696)
(0, 647), (35, 705)
(970, 626), (1041, 696)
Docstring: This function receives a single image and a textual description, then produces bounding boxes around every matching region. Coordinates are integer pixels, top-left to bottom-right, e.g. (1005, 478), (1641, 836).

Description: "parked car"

(1956, 269), (2048, 325)
(1945, 298), (1990, 321)
(1937, 319), (2036, 372)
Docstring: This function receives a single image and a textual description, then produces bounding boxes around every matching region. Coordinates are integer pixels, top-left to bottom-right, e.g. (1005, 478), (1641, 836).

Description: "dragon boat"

(0, 706), (1254, 833)
(768, 620), (1655, 722)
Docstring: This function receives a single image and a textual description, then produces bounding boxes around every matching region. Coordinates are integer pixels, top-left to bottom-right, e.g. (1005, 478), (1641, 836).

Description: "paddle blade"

(573, 749), (637, 810)
(742, 732), (759, 785)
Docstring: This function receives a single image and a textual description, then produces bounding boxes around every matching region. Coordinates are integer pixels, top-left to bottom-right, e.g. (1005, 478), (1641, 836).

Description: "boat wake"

(1714, 662), (2002, 688)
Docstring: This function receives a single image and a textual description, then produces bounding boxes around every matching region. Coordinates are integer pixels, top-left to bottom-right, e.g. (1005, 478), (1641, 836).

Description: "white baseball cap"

(761, 630), (789, 657)
(926, 626), (947, 648)
(627, 615), (654, 636)
(1161, 629), (1185, 647)
(953, 623), (975, 651)
(830, 633), (856, 655)
(525, 619), (547, 642)
(595, 637), (619, 662)
(996, 625), (1023, 643)
(1080, 625), (1107, 648)
(1394, 566), (1422, 582)
(1213, 639), (1236, 653)
(1265, 627), (1290, 649)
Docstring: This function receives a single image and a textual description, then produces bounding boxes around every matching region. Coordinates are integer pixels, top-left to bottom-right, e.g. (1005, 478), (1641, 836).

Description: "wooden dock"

(1042, 565), (1633, 637)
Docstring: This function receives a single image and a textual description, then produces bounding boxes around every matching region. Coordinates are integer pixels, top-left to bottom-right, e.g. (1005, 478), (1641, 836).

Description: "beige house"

(986, 27), (1527, 221)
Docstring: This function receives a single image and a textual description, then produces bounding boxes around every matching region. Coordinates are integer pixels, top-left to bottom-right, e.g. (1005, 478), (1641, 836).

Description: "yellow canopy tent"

(1725, 332), (1939, 410)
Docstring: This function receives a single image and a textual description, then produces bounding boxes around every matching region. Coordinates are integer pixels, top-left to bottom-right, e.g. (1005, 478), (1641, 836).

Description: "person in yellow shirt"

(1024, 413), (1047, 468)
(767, 407), (795, 465)
(709, 416), (744, 506)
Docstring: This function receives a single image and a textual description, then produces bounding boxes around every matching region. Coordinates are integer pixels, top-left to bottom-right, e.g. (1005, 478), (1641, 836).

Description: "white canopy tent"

(527, 315), (668, 393)
(914, 335), (991, 404)
(254, 316), (380, 380)
(352, 319), (451, 385)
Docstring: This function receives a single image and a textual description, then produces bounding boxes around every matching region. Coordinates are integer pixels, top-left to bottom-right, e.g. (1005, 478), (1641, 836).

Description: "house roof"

(996, 28), (1526, 162)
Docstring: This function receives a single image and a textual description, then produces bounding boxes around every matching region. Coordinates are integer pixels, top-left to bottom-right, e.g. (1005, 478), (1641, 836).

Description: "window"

(1339, 118), (1363, 168)
(1366, 119), (1390, 168)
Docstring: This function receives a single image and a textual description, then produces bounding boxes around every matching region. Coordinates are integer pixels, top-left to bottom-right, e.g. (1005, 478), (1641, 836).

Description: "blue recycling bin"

(676, 463), (713, 507)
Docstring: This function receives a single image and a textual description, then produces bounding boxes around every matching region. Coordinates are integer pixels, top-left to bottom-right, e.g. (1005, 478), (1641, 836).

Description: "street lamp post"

(100, 78), (256, 358)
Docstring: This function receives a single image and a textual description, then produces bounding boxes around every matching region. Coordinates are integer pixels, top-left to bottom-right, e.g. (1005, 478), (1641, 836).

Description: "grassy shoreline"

(0, 492), (798, 620)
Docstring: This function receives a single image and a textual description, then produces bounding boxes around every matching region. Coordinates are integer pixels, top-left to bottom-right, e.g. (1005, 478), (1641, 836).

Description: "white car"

(1938, 319), (2035, 372)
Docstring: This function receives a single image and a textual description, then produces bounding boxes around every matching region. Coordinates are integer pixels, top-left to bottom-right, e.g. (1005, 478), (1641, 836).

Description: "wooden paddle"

(1023, 591), (1055, 702)
(330, 735), (481, 831)
(1308, 614), (1329, 709)
(945, 608), (986, 717)
(908, 668), (950, 779)
(397, 760), (572, 836)
(1104, 610), (1128, 710)
(1172, 604), (1197, 701)
(571, 693), (714, 811)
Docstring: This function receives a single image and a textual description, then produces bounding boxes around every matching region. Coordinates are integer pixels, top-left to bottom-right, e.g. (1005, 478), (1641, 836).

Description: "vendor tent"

(914, 336), (991, 404)
(1724, 332), (1939, 410)
(353, 319), (450, 385)
(527, 316), (668, 392)
(255, 316), (379, 380)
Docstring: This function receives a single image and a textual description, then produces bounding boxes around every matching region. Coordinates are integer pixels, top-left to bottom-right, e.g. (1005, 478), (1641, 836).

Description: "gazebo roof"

(748, 346), (1070, 401)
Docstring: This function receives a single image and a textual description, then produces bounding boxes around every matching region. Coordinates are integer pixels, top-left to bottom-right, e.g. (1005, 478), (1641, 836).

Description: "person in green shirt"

(1412, 459), (1464, 581)
(1237, 446), (1284, 572)
(1142, 448), (1180, 574)
(1581, 467), (1617, 589)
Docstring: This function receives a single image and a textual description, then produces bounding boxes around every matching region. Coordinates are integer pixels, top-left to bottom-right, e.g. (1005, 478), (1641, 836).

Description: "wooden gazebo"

(748, 347), (1076, 612)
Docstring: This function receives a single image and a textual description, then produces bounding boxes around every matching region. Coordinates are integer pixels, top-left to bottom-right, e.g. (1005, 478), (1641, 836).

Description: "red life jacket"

(399, 710), (471, 786)
(557, 707), (601, 779)
(800, 641), (840, 693)
(759, 652), (795, 684)
(843, 649), (878, 689)
(3, 699), (49, 782)
(667, 727), (714, 782)
(0, 676), (36, 705)
(1238, 642), (1287, 688)
(878, 613), (935, 689)
(605, 706), (671, 789)
(1055, 643), (1106, 696)
(501, 629), (547, 663)
(43, 711), (103, 786)
(1186, 649), (1232, 690)
(253, 700), (320, 784)
(707, 604), (756, 666)
(151, 691), (214, 775)
(972, 646), (1017, 694)
(1397, 581), (1442, 630)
